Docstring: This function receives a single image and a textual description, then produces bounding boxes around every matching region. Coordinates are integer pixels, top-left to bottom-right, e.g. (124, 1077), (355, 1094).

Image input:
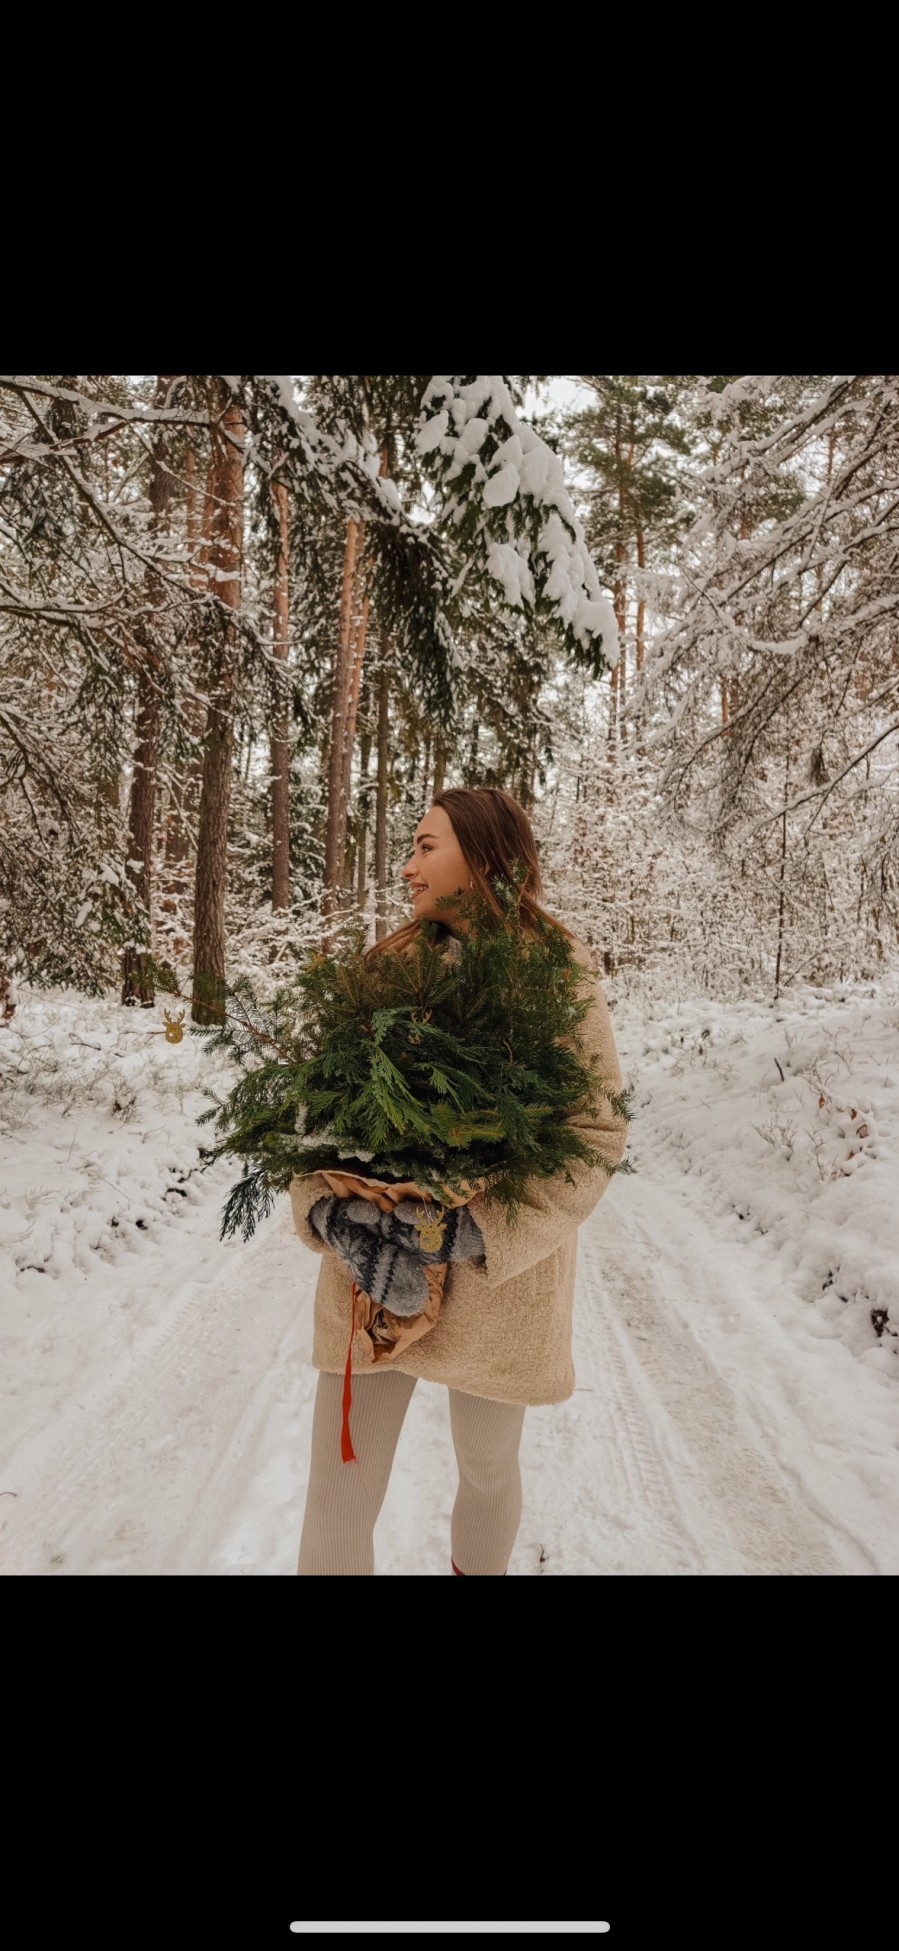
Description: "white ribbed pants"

(296, 1369), (526, 1576)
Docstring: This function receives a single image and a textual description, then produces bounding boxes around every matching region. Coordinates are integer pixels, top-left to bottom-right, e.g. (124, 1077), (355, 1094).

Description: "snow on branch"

(415, 375), (618, 674)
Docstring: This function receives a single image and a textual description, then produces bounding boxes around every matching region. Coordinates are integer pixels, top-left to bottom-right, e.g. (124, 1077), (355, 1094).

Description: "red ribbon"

(341, 1283), (359, 1463)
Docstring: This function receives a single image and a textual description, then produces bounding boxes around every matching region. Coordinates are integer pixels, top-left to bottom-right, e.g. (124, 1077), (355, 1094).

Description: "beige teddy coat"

(288, 934), (627, 1406)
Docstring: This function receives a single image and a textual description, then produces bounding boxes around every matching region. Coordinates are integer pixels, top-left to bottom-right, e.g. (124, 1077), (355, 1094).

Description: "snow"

(484, 541), (535, 610)
(2, 975), (898, 1576)
(482, 463), (520, 508)
(415, 409), (448, 455)
(415, 376), (619, 659)
(262, 374), (299, 419)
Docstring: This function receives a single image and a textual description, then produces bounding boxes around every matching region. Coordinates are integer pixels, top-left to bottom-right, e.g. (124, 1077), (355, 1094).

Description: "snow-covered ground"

(1, 973), (898, 1575)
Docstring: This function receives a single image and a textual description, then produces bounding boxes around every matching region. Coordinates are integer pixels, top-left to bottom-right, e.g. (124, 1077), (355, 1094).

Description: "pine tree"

(191, 380), (246, 1026)
(121, 374), (186, 1007)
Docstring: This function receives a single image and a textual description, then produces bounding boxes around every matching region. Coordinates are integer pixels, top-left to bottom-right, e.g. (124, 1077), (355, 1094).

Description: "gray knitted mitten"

(309, 1194), (485, 1319)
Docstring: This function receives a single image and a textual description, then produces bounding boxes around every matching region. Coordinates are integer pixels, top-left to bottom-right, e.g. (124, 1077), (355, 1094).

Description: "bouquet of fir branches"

(193, 869), (630, 1246)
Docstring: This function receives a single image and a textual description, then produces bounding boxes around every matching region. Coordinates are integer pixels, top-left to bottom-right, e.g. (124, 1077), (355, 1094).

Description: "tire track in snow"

(575, 1181), (850, 1575)
(0, 1229), (312, 1576)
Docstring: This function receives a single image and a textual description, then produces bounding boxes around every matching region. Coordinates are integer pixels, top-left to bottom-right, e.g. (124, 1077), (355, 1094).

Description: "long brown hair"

(364, 786), (578, 962)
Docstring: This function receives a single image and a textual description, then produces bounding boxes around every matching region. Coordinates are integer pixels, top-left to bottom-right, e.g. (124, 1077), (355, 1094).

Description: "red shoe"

(452, 1560), (506, 1575)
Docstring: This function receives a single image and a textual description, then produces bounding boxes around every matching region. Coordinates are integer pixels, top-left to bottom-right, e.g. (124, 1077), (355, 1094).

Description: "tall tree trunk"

(634, 527), (647, 756)
(816, 427), (836, 615)
(774, 754), (789, 1000)
(0, 970), (17, 1024)
(122, 375), (181, 1006)
(323, 445), (385, 938)
(618, 403), (635, 744)
(357, 727), (372, 911)
(608, 652), (620, 745)
(609, 398), (634, 748)
(162, 441), (207, 951)
(270, 478), (291, 910)
(191, 383), (244, 1026)
(374, 636), (391, 941)
(340, 544), (372, 893)
(519, 735), (536, 810)
(635, 530), (646, 675)
(726, 505), (752, 734)
(612, 557), (627, 745)
(322, 516), (360, 932)
(432, 731), (447, 800)
(609, 407), (625, 747)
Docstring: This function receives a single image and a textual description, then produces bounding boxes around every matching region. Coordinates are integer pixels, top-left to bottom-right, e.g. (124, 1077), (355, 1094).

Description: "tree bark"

(191, 382), (244, 1026)
(608, 619), (621, 744)
(774, 755), (789, 999)
(356, 726), (372, 911)
(270, 477), (291, 910)
(122, 375), (181, 1006)
(432, 731), (447, 800)
(816, 427), (836, 615)
(341, 543), (372, 888)
(608, 396), (635, 749)
(322, 516), (360, 933)
(520, 736), (535, 810)
(162, 441), (207, 951)
(617, 477), (631, 747)
(633, 527), (647, 757)
(323, 440), (386, 938)
(374, 635), (390, 941)
(0, 972), (17, 1025)
(635, 529), (646, 676)
(609, 407), (624, 748)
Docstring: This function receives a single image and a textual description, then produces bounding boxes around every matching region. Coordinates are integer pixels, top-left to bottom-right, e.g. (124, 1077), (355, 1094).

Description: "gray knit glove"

(309, 1194), (485, 1319)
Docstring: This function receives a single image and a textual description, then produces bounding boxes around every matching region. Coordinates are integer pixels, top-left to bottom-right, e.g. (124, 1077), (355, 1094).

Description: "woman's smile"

(401, 803), (475, 932)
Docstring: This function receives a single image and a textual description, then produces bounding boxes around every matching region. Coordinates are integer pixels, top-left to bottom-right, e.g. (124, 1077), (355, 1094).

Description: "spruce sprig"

(191, 865), (630, 1241)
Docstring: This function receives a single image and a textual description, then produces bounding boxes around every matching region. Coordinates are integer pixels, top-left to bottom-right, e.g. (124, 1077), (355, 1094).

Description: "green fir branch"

(191, 869), (631, 1240)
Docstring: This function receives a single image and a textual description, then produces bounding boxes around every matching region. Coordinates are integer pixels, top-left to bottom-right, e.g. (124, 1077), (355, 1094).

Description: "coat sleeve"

(467, 962), (628, 1289)
(289, 1172), (330, 1255)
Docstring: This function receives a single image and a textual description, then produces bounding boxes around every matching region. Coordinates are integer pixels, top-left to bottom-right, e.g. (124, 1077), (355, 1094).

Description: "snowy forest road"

(552, 1171), (892, 1577)
(2, 1158), (896, 1576)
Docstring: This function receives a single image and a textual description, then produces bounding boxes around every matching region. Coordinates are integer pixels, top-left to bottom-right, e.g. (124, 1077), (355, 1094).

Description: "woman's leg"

(448, 1389), (526, 1576)
(296, 1369), (418, 1575)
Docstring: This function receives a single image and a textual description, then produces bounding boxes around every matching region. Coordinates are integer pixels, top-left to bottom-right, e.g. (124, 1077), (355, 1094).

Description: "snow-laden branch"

(415, 375), (618, 673)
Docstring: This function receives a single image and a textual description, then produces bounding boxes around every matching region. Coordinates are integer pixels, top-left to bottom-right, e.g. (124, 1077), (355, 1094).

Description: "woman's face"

(401, 803), (473, 932)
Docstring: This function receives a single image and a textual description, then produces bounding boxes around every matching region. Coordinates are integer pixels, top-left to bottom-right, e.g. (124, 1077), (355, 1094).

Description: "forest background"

(4, 375), (899, 1577)
(4, 372), (895, 1021)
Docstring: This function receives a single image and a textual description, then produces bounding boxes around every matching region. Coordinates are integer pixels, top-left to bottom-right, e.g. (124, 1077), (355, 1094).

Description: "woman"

(290, 786), (628, 1575)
